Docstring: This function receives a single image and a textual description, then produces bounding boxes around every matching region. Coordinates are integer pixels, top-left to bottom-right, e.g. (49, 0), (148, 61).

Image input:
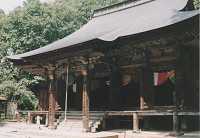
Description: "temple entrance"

(90, 71), (140, 111)
(90, 77), (110, 111)
(57, 75), (83, 111)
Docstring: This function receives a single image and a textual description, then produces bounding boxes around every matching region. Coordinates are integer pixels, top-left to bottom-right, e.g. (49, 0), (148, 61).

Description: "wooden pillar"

(133, 113), (139, 132)
(139, 48), (154, 110)
(28, 112), (31, 124)
(170, 46), (185, 136)
(139, 69), (145, 110)
(176, 47), (185, 104)
(47, 67), (56, 129)
(102, 119), (106, 130)
(81, 70), (90, 132)
(145, 48), (154, 108)
(109, 64), (120, 110)
(172, 112), (179, 132)
(45, 113), (48, 126)
(170, 111), (184, 136)
(38, 88), (47, 111)
(45, 88), (48, 111)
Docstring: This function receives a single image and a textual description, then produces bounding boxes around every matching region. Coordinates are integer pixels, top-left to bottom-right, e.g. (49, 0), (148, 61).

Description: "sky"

(0, 0), (54, 14)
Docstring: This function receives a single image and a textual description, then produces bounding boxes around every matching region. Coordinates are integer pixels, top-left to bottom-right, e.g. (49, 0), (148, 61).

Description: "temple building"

(7, 0), (199, 135)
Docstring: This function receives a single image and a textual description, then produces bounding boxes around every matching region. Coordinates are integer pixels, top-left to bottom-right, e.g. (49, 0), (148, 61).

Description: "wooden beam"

(151, 56), (176, 63)
(106, 110), (200, 116)
(120, 56), (176, 70)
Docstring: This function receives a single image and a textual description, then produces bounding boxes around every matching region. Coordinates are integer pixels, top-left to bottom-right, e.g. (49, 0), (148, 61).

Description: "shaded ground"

(0, 122), (199, 138)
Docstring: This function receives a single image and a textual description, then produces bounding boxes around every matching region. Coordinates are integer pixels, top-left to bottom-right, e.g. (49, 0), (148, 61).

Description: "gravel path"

(0, 122), (199, 138)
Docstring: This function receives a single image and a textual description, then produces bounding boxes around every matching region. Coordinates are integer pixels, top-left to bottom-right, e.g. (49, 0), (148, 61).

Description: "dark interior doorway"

(57, 75), (82, 111)
(153, 71), (175, 106)
(119, 80), (140, 110)
(90, 77), (110, 111)
(90, 75), (140, 111)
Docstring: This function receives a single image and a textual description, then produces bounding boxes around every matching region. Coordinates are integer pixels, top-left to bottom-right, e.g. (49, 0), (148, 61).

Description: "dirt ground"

(0, 122), (199, 138)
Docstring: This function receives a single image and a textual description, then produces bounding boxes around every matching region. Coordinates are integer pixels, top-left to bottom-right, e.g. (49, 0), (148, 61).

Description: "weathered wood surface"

(21, 110), (200, 116)
(133, 113), (139, 132)
(47, 66), (57, 129)
(81, 69), (90, 132)
(105, 110), (200, 116)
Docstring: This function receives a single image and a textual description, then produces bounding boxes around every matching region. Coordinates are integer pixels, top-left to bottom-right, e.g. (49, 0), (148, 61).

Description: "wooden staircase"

(56, 111), (105, 132)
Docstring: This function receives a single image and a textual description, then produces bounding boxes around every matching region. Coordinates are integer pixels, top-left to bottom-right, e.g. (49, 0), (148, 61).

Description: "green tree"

(0, 0), (121, 110)
(193, 0), (200, 9)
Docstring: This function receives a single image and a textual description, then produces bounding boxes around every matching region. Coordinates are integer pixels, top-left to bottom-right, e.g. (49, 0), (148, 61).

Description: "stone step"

(57, 111), (105, 132)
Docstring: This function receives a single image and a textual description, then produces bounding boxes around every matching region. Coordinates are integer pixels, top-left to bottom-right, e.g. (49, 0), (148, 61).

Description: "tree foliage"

(193, 0), (200, 9)
(0, 0), (121, 110)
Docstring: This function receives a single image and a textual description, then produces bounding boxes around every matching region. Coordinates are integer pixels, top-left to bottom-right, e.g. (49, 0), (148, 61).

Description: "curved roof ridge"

(93, 0), (154, 18)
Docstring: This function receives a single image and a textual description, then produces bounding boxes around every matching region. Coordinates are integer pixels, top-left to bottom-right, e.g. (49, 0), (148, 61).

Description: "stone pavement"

(0, 122), (199, 138)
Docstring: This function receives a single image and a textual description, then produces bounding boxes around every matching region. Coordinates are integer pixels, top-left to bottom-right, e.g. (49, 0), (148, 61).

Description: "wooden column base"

(82, 115), (90, 132)
(169, 112), (184, 137)
(48, 112), (56, 129)
(133, 113), (139, 133)
(28, 112), (31, 124)
(45, 114), (48, 126)
(48, 95), (56, 129)
(48, 125), (57, 129)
